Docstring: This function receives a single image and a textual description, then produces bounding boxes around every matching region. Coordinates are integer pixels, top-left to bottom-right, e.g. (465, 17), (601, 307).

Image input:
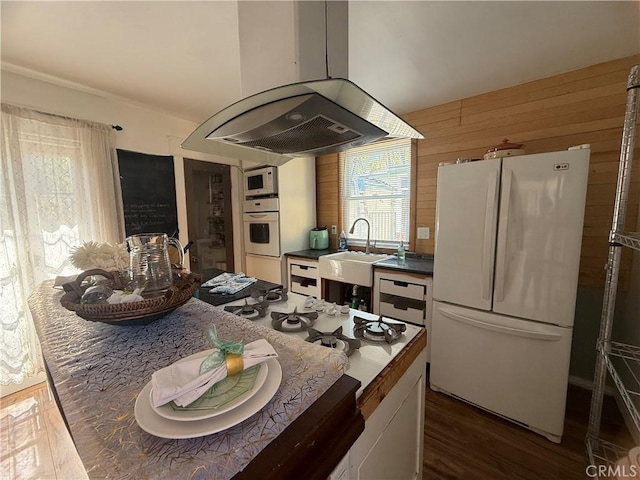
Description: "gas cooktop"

(216, 292), (423, 397)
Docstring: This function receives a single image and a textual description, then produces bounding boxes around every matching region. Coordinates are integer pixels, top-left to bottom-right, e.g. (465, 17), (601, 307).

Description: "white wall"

(1, 69), (246, 271)
(278, 157), (317, 254)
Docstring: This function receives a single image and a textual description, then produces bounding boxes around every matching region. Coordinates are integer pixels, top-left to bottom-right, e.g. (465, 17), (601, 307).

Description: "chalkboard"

(117, 149), (179, 237)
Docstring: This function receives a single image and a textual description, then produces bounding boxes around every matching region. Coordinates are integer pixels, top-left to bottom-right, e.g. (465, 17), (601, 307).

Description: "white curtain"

(0, 104), (125, 386)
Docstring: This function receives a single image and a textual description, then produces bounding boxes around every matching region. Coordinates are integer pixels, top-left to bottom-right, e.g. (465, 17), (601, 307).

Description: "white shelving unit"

(372, 269), (433, 361)
(587, 65), (640, 472)
(287, 257), (321, 298)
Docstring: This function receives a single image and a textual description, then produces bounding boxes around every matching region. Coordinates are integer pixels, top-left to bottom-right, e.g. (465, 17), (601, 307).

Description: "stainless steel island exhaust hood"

(181, 77), (424, 167)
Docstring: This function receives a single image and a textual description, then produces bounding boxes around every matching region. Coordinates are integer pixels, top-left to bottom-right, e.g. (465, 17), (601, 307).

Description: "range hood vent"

(182, 78), (423, 166)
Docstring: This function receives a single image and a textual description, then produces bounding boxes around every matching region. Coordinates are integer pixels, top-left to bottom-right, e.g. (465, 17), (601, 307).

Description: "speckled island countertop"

(285, 249), (433, 276)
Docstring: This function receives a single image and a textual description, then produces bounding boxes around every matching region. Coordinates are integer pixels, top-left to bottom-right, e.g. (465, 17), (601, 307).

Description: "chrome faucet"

(349, 217), (371, 254)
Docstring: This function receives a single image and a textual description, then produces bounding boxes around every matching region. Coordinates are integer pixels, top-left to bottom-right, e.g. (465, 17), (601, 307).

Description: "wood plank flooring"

(424, 378), (634, 479)
(1, 379), (634, 479)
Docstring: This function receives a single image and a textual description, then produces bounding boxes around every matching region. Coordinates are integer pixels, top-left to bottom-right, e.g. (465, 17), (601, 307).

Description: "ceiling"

(2, 1), (639, 124)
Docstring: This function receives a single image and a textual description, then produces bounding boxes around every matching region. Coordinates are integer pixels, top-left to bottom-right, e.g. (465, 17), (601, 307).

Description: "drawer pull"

(393, 281), (409, 287)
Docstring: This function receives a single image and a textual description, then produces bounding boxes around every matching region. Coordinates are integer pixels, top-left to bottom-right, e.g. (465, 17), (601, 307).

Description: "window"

(1, 104), (124, 386)
(340, 138), (413, 249)
(20, 135), (83, 278)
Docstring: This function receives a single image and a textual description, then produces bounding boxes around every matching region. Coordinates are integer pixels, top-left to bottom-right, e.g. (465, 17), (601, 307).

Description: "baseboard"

(0, 372), (47, 398)
(568, 375), (616, 396)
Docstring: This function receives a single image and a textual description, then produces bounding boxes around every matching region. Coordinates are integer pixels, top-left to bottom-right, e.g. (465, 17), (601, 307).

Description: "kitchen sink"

(318, 251), (391, 287)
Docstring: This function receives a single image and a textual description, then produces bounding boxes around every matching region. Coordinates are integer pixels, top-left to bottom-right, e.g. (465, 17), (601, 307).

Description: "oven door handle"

(243, 212), (279, 222)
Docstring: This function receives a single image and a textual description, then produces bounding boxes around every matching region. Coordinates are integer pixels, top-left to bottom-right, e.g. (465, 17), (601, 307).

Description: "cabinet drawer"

(379, 278), (425, 301)
(291, 279), (320, 297)
(380, 297), (425, 325)
(291, 264), (319, 280)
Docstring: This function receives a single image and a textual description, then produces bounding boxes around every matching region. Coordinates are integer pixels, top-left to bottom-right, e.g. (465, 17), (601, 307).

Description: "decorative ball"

(81, 285), (114, 304)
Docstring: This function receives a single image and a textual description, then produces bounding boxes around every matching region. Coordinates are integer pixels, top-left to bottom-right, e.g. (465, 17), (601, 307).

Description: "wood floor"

(1, 380), (634, 479)
(1, 382), (87, 480)
(424, 380), (634, 479)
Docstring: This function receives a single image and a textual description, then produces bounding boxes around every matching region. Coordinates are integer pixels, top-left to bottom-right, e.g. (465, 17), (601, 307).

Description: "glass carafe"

(127, 233), (182, 298)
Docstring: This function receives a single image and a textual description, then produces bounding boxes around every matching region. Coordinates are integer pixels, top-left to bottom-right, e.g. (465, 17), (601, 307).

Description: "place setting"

(134, 325), (282, 439)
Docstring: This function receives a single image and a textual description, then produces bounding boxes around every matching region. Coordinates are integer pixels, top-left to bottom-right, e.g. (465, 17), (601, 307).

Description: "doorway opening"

(184, 159), (234, 274)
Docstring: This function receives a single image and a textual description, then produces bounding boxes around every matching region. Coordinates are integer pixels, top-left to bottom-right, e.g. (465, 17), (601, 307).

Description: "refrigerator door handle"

(494, 168), (512, 303)
(481, 169), (499, 300)
(440, 308), (563, 341)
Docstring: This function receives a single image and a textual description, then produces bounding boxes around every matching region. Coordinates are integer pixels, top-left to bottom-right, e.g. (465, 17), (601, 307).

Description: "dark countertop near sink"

(285, 249), (434, 276)
(285, 248), (339, 259)
(374, 253), (434, 276)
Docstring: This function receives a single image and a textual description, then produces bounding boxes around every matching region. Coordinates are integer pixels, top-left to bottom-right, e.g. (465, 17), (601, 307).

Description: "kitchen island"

(29, 278), (426, 479)
(219, 291), (427, 479)
(197, 266), (427, 429)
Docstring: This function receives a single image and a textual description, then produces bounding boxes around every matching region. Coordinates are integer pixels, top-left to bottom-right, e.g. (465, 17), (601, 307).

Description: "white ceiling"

(2, 1), (639, 124)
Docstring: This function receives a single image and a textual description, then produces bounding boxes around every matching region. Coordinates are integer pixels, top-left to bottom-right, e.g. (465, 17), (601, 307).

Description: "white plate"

(134, 358), (282, 439)
(151, 360), (269, 421)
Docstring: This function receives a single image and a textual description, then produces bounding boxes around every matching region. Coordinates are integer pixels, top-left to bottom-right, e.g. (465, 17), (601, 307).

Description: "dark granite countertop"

(373, 253), (434, 276)
(196, 268), (283, 306)
(285, 248), (339, 260)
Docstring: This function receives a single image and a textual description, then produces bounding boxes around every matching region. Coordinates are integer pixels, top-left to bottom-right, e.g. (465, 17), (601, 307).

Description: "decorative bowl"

(59, 269), (202, 325)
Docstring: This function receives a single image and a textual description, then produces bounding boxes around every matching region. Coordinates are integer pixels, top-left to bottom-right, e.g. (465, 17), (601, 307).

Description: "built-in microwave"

(244, 166), (277, 197)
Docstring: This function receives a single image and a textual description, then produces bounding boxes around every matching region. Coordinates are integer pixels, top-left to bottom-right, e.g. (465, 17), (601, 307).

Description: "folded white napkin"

(201, 272), (247, 288)
(209, 277), (257, 294)
(151, 339), (278, 407)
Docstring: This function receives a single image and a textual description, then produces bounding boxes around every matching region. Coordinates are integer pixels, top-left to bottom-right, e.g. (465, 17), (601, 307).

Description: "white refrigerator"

(429, 147), (590, 443)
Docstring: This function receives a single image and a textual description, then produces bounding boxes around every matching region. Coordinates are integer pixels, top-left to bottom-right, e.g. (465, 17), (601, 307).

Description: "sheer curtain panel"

(0, 104), (124, 387)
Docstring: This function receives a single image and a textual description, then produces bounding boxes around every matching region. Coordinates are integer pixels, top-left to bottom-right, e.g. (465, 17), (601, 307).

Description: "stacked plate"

(134, 349), (282, 439)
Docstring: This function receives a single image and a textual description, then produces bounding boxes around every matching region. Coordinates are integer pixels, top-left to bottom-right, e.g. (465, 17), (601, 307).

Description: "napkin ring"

(225, 353), (244, 376)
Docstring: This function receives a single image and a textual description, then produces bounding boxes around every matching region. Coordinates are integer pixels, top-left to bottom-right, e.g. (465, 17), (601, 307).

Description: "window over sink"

(339, 138), (414, 249)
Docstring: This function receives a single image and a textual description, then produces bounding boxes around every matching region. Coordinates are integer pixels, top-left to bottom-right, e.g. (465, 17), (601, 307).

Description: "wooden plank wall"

(316, 153), (340, 248)
(316, 55), (640, 288)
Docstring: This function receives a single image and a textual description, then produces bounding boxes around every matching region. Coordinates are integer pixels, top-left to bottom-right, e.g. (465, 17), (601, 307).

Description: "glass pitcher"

(126, 233), (183, 297)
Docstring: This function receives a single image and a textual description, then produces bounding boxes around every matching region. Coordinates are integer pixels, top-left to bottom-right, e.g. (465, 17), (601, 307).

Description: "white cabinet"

(244, 158), (317, 284)
(287, 257), (321, 298)
(347, 345), (427, 480)
(373, 269), (432, 360)
(246, 254), (283, 285)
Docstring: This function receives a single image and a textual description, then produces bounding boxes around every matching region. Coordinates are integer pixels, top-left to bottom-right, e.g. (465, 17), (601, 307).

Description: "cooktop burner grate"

(305, 326), (360, 356)
(251, 287), (288, 304)
(271, 307), (317, 332)
(353, 315), (407, 344)
(224, 300), (269, 320)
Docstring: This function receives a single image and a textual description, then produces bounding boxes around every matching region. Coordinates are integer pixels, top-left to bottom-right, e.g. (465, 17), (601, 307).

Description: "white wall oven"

(243, 198), (280, 257)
